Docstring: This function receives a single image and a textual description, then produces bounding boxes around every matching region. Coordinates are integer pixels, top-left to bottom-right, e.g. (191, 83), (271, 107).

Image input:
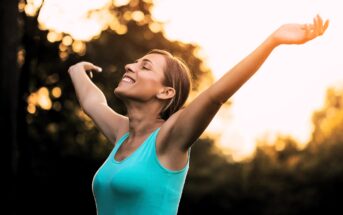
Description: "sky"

(32, 0), (343, 161)
(152, 0), (343, 160)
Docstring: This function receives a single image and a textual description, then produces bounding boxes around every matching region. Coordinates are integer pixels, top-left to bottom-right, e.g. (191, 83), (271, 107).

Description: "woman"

(68, 15), (329, 215)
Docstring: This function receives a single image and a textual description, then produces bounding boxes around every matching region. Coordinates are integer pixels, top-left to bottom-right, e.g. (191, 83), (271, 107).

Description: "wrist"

(263, 35), (280, 51)
(269, 33), (281, 46)
(68, 65), (83, 75)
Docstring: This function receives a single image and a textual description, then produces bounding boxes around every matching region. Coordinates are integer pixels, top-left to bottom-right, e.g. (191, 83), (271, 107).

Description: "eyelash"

(133, 60), (150, 70)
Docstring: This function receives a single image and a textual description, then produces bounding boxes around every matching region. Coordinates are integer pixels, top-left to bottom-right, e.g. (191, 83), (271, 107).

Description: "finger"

(95, 66), (102, 72)
(83, 62), (102, 72)
(322, 19), (330, 35)
(313, 16), (320, 36)
(317, 14), (323, 29)
(92, 64), (102, 72)
(81, 62), (95, 70)
(317, 15), (324, 35)
(317, 15), (323, 35)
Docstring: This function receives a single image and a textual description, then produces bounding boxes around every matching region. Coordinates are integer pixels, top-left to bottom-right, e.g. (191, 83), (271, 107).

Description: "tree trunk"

(0, 0), (20, 214)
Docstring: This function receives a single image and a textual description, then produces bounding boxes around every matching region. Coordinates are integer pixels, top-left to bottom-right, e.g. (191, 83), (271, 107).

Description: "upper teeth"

(122, 77), (134, 83)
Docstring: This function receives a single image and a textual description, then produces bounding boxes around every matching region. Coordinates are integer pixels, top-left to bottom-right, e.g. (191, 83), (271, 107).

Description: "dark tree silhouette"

(0, 0), (20, 214)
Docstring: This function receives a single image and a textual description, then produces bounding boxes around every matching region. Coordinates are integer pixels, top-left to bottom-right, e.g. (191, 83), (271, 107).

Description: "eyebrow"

(135, 58), (154, 65)
(142, 58), (153, 65)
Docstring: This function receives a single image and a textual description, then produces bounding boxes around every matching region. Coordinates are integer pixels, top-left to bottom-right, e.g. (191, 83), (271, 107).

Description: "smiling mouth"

(121, 75), (136, 84)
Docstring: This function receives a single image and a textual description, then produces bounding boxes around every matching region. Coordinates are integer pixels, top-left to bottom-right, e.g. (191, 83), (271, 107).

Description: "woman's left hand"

(271, 14), (329, 45)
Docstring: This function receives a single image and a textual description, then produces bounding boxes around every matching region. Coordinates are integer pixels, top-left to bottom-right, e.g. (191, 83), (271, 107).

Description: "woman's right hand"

(68, 61), (102, 78)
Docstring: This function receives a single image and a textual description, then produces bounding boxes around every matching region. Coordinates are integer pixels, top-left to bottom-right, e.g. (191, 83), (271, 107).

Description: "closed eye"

(141, 62), (151, 70)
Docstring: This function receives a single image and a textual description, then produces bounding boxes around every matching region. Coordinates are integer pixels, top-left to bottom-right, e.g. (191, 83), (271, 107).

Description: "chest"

(93, 157), (151, 197)
(114, 136), (149, 162)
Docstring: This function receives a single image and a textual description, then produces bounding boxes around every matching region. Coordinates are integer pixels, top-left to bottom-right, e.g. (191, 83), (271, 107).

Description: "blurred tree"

(309, 87), (343, 150)
(301, 86), (343, 213)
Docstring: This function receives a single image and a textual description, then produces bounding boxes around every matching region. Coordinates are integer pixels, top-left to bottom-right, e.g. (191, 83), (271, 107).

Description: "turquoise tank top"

(92, 127), (190, 215)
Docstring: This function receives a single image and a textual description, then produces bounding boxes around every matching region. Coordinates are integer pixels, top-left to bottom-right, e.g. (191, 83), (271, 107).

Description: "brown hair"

(147, 49), (192, 120)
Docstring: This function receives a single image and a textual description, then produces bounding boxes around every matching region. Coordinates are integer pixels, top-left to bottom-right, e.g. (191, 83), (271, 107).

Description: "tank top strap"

(109, 132), (129, 157)
(151, 127), (161, 139)
(147, 127), (191, 174)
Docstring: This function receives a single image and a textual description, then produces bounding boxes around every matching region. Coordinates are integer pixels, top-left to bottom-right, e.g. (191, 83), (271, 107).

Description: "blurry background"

(2, 0), (343, 214)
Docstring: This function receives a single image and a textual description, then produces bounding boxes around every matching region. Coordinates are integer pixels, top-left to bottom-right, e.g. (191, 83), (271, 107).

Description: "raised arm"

(165, 15), (329, 152)
(68, 62), (103, 106)
(68, 62), (128, 144)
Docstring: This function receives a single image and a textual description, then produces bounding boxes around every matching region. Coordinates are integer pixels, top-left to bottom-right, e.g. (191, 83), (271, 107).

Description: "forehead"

(140, 53), (167, 71)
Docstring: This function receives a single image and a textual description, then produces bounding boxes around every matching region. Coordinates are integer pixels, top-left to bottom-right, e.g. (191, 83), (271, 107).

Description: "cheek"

(138, 74), (164, 89)
(135, 81), (161, 95)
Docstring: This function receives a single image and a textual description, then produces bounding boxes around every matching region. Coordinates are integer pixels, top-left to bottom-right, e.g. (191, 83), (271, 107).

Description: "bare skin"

(68, 15), (329, 171)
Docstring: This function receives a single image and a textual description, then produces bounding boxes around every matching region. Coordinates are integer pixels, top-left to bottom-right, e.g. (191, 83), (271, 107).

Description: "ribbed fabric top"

(92, 127), (190, 215)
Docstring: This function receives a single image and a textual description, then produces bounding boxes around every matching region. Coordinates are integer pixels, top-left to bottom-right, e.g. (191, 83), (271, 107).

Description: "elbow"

(80, 101), (92, 115)
(81, 96), (107, 113)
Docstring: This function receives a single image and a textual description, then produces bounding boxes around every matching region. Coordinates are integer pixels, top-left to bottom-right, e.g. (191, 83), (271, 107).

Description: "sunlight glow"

(24, 0), (43, 16)
(72, 41), (86, 55)
(52, 87), (62, 98)
(148, 22), (162, 33)
(113, 0), (130, 7)
(132, 10), (145, 22)
(62, 36), (73, 46)
(27, 87), (53, 113)
(47, 31), (63, 43)
(30, 0), (155, 60)
(37, 87), (52, 110)
(37, 0), (110, 41)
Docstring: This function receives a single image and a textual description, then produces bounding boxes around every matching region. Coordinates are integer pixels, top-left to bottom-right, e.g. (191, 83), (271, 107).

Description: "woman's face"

(114, 53), (167, 102)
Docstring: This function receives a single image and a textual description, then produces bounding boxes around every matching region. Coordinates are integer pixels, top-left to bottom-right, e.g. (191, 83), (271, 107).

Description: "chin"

(114, 87), (132, 101)
(114, 87), (124, 97)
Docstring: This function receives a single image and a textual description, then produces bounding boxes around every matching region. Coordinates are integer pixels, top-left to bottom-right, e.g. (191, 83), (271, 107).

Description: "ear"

(156, 86), (175, 100)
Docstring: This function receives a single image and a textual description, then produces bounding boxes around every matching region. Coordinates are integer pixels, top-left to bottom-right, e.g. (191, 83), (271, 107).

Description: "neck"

(124, 100), (165, 138)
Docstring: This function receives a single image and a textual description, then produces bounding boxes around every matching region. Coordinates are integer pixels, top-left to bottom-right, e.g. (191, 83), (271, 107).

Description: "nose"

(125, 63), (135, 73)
